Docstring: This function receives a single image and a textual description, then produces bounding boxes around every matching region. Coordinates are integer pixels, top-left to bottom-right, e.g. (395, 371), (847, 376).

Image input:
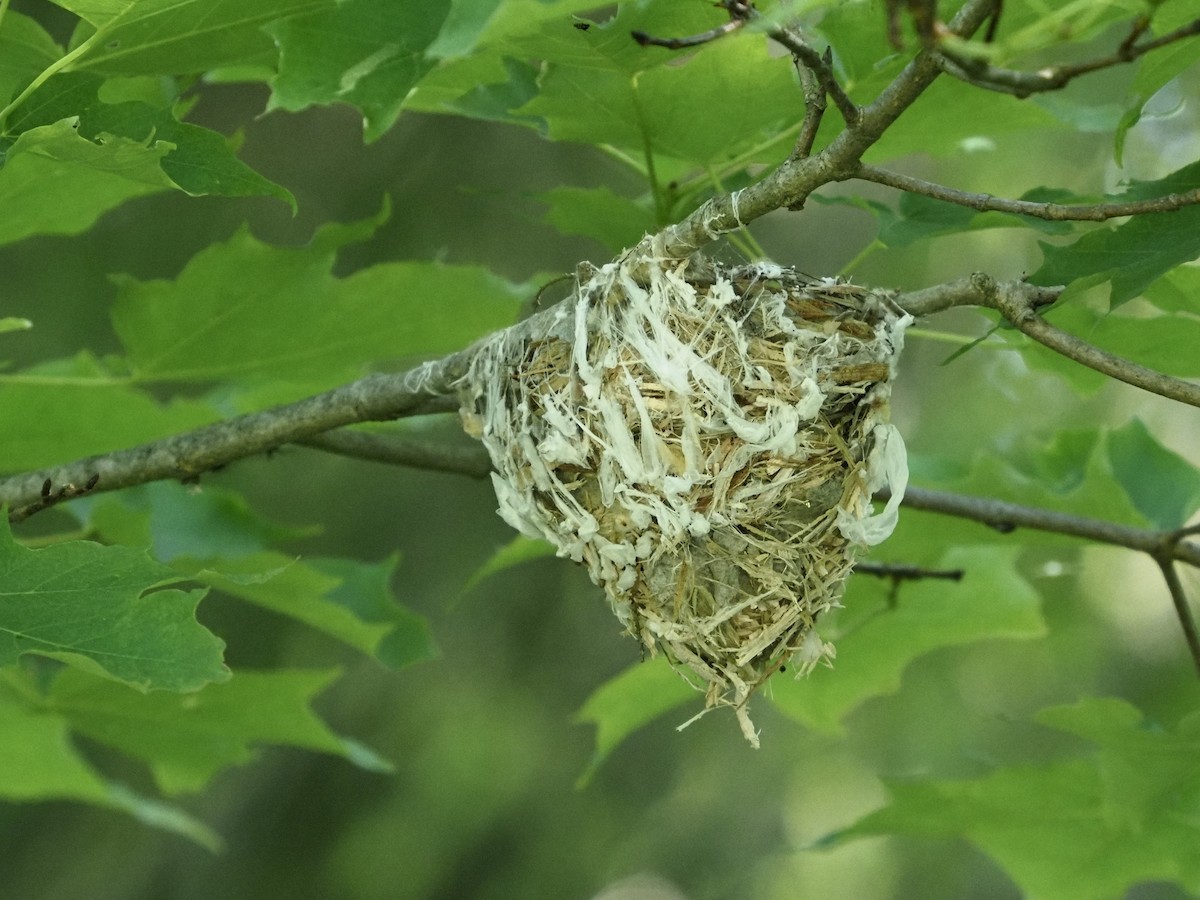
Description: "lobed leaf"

(1032, 160), (1200, 307)
(0, 686), (220, 848)
(70, 484), (436, 671)
(538, 186), (656, 252)
(110, 206), (527, 388)
(198, 553), (437, 671)
(0, 518), (229, 693)
(6, 71), (293, 208)
(0, 118), (172, 247)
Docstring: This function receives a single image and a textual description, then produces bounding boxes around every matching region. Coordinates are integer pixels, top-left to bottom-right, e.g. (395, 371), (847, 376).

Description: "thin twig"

(1153, 556), (1200, 676)
(988, 279), (1200, 409)
(630, 18), (745, 50)
(934, 15), (1200, 98)
(854, 164), (1200, 221)
(854, 560), (964, 582)
(299, 430), (493, 479)
(897, 485), (1200, 569)
(656, 0), (1001, 255)
(789, 49), (827, 160)
(767, 25), (860, 127)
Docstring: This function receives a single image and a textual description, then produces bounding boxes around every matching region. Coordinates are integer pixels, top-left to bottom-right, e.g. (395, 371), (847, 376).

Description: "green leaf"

(8, 72), (293, 207)
(835, 698), (1200, 900)
(0, 353), (220, 471)
(1115, 3), (1200, 162)
(48, 666), (387, 795)
(1032, 160), (1200, 307)
(1143, 264), (1200, 314)
(0, 118), (172, 246)
(267, 0), (452, 141)
(1039, 299), (1200, 379)
(539, 186), (655, 252)
(75, 482), (312, 563)
(574, 655), (696, 788)
(462, 534), (556, 595)
(196, 553), (436, 671)
(110, 206), (527, 387)
(57, 0), (333, 77)
(0, 11), (61, 105)
(0, 518), (229, 692)
(769, 547), (1045, 735)
(0, 685), (113, 802)
(514, 20), (798, 166)
(437, 0), (609, 56)
(1106, 418), (1200, 530)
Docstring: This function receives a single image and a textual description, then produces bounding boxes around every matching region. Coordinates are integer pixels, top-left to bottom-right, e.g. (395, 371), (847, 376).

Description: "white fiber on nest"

(460, 237), (910, 746)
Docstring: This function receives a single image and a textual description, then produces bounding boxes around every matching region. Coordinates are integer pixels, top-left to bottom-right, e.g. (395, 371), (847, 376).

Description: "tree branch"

(0, 270), (1061, 521)
(933, 15), (1200, 98)
(1, 353), (472, 518)
(299, 430), (493, 479)
(654, 0), (1001, 257)
(1153, 556), (1200, 676)
(893, 275), (1061, 317)
(898, 485), (1200, 569)
(987, 279), (1200, 409)
(853, 164), (1200, 221)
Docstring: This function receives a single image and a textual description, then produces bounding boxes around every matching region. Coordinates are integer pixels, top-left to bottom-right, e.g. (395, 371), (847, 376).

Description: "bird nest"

(460, 239), (909, 745)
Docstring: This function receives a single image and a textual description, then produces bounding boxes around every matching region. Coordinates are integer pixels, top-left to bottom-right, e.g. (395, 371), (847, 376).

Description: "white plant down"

(461, 237), (910, 745)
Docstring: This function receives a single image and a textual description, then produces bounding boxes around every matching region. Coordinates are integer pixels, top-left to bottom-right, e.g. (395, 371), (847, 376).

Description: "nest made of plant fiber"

(460, 239), (910, 746)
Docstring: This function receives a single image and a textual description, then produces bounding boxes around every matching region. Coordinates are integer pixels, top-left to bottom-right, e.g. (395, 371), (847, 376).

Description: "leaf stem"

(0, 26), (108, 130)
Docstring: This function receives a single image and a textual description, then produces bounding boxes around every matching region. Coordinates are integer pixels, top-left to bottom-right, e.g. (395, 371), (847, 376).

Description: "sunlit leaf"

(55, 0), (332, 76)
(0, 118), (172, 246)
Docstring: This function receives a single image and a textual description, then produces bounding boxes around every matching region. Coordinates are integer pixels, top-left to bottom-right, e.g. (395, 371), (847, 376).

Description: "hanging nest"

(460, 238), (910, 745)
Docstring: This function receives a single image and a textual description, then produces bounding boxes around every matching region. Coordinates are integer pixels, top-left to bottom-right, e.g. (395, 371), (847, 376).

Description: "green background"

(2, 2), (1200, 898)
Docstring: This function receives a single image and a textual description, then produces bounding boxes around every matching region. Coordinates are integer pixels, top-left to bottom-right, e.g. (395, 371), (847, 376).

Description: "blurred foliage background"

(3, 2), (1200, 898)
